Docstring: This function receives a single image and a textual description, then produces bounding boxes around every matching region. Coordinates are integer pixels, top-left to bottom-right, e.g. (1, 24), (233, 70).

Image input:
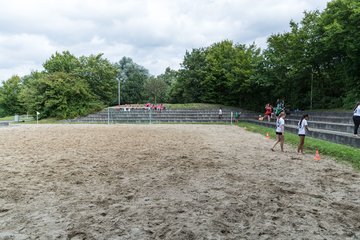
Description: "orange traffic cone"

(265, 132), (270, 139)
(314, 149), (321, 160)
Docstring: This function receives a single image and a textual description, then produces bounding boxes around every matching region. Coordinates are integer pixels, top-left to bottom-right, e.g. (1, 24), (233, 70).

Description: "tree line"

(0, 53), (172, 119)
(0, 0), (359, 119)
(171, 0), (360, 111)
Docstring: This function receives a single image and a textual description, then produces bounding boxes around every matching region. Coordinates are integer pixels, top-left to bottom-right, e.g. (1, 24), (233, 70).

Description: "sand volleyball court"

(0, 124), (359, 239)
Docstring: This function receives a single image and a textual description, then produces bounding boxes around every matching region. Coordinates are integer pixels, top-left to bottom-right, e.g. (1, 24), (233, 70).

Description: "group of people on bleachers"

(145, 103), (166, 111)
(117, 103), (166, 112)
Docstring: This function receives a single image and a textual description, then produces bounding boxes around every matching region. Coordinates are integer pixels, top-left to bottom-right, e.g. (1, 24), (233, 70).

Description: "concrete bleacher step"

(288, 116), (353, 124)
(285, 119), (354, 134)
(288, 114), (353, 124)
(290, 111), (353, 118)
(243, 119), (360, 148)
(71, 109), (240, 124)
(0, 121), (10, 126)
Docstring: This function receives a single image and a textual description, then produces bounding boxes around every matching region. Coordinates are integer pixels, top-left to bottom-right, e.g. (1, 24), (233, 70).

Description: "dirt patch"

(0, 124), (359, 239)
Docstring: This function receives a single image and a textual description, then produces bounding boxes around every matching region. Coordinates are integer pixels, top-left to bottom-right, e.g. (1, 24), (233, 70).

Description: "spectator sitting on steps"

(219, 108), (223, 119)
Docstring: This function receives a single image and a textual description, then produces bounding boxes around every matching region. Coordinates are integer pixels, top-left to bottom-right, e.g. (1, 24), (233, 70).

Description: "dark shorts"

(298, 134), (306, 137)
(276, 132), (282, 135)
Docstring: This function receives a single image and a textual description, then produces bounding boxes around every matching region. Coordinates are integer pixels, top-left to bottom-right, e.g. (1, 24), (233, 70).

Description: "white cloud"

(0, 34), (56, 70)
(0, 0), (329, 81)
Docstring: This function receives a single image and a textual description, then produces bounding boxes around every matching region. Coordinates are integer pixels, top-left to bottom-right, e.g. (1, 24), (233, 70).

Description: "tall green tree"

(201, 40), (236, 104)
(156, 67), (178, 102)
(144, 77), (168, 103)
(203, 41), (262, 106)
(0, 75), (24, 115)
(171, 40), (262, 107)
(43, 51), (80, 74)
(171, 48), (207, 103)
(115, 57), (149, 104)
(77, 54), (118, 105)
(260, 10), (333, 110)
(317, 0), (360, 108)
(19, 72), (102, 119)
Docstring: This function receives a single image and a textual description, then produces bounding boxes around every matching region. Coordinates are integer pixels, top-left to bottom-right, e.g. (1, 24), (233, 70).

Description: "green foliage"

(170, 41), (261, 107)
(19, 72), (103, 119)
(43, 51), (80, 74)
(44, 52), (118, 105)
(156, 67), (178, 102)
(1, 53), (153, 120)
(0, 75), (25, 115)
(167, 0), (360, 112)
(171, 48), (207, 103)
(0, 107), (5, 117)
(317, 0), (360, 108)
(258, 0), (360, 111)
(115, 57), (149, 104)
(0, 115), (15, 121)
(77, 54), (118, 105)
(144, 77), (168, 103)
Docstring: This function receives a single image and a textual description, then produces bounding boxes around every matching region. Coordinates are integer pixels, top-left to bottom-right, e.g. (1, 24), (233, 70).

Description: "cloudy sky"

(0, 0), (329, 81)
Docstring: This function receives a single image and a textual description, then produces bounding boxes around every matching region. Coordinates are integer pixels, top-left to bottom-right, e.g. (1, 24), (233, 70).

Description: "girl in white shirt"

(353, 102), (360, 137)
(271, 112), (286, 152)
(297, 114), (309, 154)
(218, 108), (223, 119)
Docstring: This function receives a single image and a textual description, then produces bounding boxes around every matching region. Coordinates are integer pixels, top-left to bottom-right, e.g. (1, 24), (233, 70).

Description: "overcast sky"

(0, 0), (329, 81)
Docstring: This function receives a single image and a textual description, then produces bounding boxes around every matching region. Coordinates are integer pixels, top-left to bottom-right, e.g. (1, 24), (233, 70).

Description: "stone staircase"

(0, 121), (10, 126)
(69, 108), (245, 124)
(242, 111), (360, 148)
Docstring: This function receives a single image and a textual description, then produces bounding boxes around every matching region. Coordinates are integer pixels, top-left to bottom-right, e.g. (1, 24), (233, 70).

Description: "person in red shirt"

(264, 103), (273, 122)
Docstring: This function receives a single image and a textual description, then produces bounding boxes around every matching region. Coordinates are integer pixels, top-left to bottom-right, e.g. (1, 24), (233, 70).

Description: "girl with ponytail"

(297, 114), (309, 154)
(353, 102), (360, 137)
(271, 112), (286, 152)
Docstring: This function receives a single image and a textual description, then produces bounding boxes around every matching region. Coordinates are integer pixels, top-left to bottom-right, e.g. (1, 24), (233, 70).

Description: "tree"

(144, 77), (168, 103)
(19, 72), (103, 119)
(115, 57), (149, 104)
(77, 54), (118, 105)
(171, 48), (207, 103)
(171, 40), (262, 107)
(317, 0), (360, 108)
(43, 51), (80, 74)
(201, 40), (236, 104)
(155, 67), (178, 102)
(0, 75), (24, 115)
(259, 12), (328, 110)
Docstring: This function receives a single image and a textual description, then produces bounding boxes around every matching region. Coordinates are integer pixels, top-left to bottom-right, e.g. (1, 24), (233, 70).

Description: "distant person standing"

(218, 108), (223, 119)
(274, 99), (284, 117)
(353, 102), (360, 137)
(234, 111), (240, 123)
(297, 114), (310, 154)
(264, 103), (272, 122)
(271, 112), (286, 152)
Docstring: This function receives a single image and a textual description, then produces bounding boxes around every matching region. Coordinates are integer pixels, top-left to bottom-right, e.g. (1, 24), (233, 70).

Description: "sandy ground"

(0, 124), (359, 240)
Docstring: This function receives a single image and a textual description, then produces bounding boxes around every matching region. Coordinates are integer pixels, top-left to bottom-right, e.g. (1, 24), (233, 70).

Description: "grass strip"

(0, 116), (14, 121)
(239, 121), (360, 170)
